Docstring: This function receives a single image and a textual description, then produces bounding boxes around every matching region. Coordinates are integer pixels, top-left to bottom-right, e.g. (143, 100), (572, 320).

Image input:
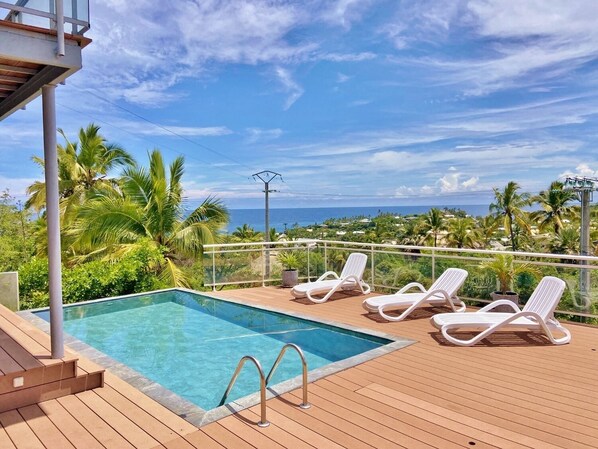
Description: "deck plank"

(94, 385), (180, 444)
(17, 404), (76, 449)
(0, 423), (16, 449)
(181, 430), (226, 449)
(76, 390), (160, 449)
(201, 423), (257, 449)
(56, 394), (136, 449)
(360, 383), (559, 449)
(36, 399), (105, 449)
(0, 409), (45, 449)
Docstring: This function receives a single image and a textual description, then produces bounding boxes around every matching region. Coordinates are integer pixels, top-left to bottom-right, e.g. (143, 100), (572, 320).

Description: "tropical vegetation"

(0, 123), (596, 319)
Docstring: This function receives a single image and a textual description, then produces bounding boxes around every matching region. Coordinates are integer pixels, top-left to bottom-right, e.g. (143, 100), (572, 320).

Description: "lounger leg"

(306, 284), (342, 304)
(378, 297), (429, 322)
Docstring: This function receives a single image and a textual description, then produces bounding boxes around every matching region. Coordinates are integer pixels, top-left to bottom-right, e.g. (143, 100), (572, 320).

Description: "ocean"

(223, 205), (490, 233)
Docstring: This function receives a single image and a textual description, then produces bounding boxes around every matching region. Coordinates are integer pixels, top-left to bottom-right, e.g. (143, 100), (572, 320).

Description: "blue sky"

(2, 0), (598, 209)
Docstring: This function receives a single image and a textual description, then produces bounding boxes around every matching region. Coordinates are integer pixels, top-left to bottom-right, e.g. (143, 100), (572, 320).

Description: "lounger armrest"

(341, 274), (360, 284)
(423, 288), (450, 300)
(341, 275), (371, 294)
(424, 288), (465, 312)
(317, 271), (340, 281)
(478, 300), (521, 313)
(396, 282), (426, 294)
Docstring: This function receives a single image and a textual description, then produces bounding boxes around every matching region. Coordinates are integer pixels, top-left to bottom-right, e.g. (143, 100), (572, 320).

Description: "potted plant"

(480, 254), (540, 311)
(277, 251), (299, 288)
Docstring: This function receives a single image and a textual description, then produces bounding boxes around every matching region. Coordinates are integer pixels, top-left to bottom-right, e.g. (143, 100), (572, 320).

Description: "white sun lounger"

(431, 276), (571, 346)
(291, 252), (371, 303)
(362, 268), (468, 321)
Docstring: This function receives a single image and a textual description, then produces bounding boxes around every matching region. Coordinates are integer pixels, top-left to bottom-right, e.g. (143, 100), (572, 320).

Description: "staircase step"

(0, 362), (104, 412)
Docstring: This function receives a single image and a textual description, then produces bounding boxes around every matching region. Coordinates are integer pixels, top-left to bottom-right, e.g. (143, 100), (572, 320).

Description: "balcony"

(0, 0), (90, 120)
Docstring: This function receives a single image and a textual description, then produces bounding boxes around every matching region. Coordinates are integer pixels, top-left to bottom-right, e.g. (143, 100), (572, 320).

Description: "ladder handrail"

(219, 355), (269, 427)
(266, 343), (311, 409)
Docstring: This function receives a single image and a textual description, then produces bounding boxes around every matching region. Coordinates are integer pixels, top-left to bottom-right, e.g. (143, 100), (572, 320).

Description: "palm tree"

(489, 181), (531, 251)
(550, 226), (579, 255)
(70, 149), (229, 287)
(476, 215), (498, 248)
(445, 217), (476, 248)
(418, 208), (445, 247)
(26, 123), (134, 223)
(531, 181), (577, 235)
(232, 224), (260, 241)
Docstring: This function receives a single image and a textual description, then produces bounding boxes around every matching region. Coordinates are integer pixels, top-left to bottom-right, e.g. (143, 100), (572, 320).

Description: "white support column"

(42, 84), (64, 359)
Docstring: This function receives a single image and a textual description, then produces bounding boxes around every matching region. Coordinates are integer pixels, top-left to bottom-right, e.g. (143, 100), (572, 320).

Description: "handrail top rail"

(205, 238), (598, 262)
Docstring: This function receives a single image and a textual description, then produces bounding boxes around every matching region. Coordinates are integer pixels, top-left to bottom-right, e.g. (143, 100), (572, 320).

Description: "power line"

(56, 101), (251, 181)
(68, 84), (258, 173)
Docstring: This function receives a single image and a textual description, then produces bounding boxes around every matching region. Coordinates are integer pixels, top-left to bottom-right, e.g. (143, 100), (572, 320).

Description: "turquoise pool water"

(35, 290), (389, 410)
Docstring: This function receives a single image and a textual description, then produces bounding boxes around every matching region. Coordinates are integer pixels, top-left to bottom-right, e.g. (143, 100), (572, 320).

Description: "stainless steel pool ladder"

(219, 343), (311, 427)
(266, 343), (311, 410)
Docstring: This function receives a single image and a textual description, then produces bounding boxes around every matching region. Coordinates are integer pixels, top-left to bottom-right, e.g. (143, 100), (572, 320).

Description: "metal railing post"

(211, 248), (216, 292)
(261, 244), (266, 287)
(431, 248), (436, 282)
(307, 244), (311, 281)
(55, 0), (65, 56)
(324, 241), (328, 273)
(370, 245), (375, 291)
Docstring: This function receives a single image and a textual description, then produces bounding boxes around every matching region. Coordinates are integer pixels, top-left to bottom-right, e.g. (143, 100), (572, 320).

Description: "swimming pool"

(34, 290), (393, 411)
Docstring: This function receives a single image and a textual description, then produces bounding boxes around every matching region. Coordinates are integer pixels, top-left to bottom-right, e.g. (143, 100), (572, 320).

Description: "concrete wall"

(0, 272), (19, 311)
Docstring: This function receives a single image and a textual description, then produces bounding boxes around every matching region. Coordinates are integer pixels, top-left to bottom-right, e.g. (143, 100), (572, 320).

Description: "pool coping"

(19, 288), (416, 427)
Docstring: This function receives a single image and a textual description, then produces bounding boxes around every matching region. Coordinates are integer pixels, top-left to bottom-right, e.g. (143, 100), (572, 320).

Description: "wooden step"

(0, 305), (105, 412)
(0, 363), (104, 412)
(0, 357), (77, 395)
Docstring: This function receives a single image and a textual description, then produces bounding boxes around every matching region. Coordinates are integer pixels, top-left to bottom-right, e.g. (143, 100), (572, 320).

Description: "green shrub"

(18, 247), (167, 310)
(18, 257), (49, 300)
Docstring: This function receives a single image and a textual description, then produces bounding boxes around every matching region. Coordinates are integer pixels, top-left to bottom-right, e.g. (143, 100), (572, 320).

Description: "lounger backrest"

(340, 253), (368, 280)
(522, 276), (566, 320)
(429, 268), (468, 297)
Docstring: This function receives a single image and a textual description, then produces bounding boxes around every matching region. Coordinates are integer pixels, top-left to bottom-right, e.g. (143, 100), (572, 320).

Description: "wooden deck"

(2, 287), (598, 449)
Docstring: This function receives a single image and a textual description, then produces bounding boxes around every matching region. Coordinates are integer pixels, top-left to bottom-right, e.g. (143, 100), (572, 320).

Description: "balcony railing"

(203, 239), (598, 322)
(0, 0), (89, 34)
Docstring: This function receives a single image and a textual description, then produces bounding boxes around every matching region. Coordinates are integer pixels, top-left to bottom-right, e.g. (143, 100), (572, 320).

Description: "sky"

(1, 0), (598, 209)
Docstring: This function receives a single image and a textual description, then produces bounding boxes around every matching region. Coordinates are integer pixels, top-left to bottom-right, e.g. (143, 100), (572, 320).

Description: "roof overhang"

(0, 20), (91, 120)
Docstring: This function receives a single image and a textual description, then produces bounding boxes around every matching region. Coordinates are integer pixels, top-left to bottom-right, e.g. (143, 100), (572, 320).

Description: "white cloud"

(82, 1), (313, 106)
(316, 52), (376, 62)
(117, 121), (232, 137)
(245, 128), (283, 143)
(559, 163), (598, 179)
(437, 171), (479, 193)
(0, 176), (39, 197)
(274, 67), (304, 110)
(78, 1), (379, 107)
(337, 73), (351, 83)
(384, 0), (598, 96)
(320, 0), (375, 29)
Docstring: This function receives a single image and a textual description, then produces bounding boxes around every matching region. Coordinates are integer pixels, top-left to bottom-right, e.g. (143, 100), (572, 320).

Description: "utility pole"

(253, 170), (282, 280)
(564, 176), (597, 312)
